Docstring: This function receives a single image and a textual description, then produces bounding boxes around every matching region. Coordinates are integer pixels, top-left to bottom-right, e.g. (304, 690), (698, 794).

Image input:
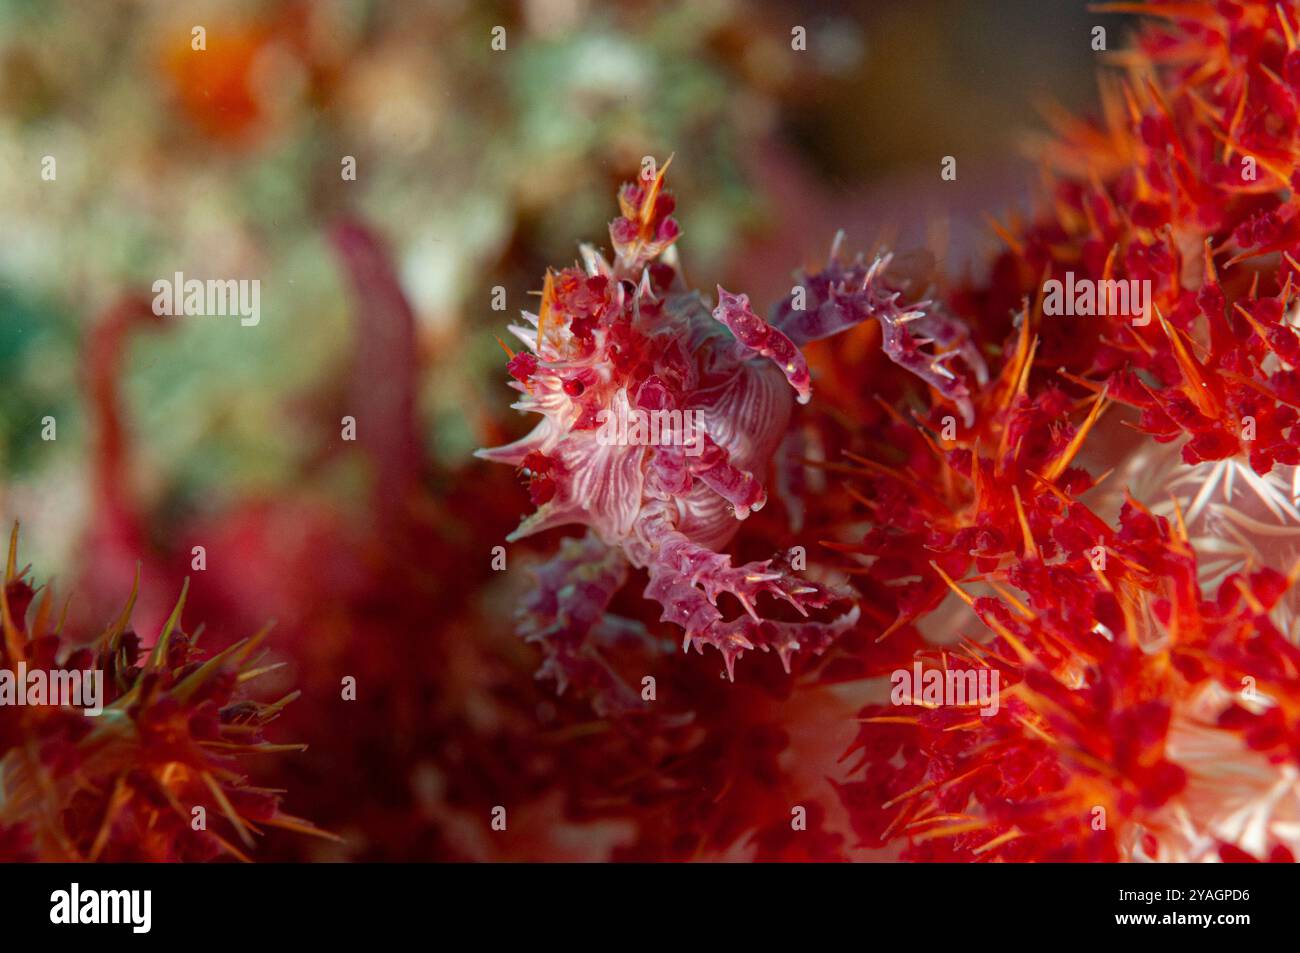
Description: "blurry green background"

(0, 0), (1121, 597)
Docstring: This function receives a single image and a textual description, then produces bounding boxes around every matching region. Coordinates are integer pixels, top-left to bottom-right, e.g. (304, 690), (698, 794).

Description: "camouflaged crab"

(478, 159), (984, 711)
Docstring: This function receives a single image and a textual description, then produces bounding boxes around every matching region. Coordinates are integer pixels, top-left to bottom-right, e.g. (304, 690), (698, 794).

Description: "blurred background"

(0, 0), (1126, 859)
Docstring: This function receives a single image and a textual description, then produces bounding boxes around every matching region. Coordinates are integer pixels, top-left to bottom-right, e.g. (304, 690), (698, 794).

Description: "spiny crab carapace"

(478, 159), (986, 711)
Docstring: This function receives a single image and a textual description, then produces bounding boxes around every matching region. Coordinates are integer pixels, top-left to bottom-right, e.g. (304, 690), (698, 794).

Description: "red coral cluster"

(821, 0), (1300, 861)
(0, 527), (326, 861)
(956, 1), (1300, 472)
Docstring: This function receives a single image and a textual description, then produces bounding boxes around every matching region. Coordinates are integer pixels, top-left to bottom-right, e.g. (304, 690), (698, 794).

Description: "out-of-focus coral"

(0, 527), (325, 861)
(0, 0), (804, 861)
(0, 0), (775, 584)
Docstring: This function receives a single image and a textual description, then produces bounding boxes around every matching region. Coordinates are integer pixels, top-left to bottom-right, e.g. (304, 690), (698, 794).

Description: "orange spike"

(873, 612), (920, 644)
(1119, 77), (1147, 134)
(1225, 76), (1249, 163)
(1155, 305), (1221, 418)
(1014, 332), (1038, 401)
(1233, 302), (1274, 349)
(1056, 369), (1108, 394)
(843, 450), (947, 507)
(1209, 126), (1291, 187)
(996, 324), (1039, 466)
(535, 268), (556, 355)
(1012, 486), (1038, 561)
(883, 766), (988, 810)
(910, 820), (988, 844)
(929, 561), (1036, 664)
(985, 577), (1036, 620)
(1102, 244), (1119, 281)
(843, 484), (878, 512)
(1043, 393), (1109, 482)
(1143, 76), (1188, 166)
(1233, 576), (1268, 615)
(972, 828), (1024, 856)
(930, 561), (975, 608)
(969, 437), (988, 512)
(1168, 493), (1191, 545)
(872, 394), (913, 429)
(1279, 3), (1298, 51)
(984, 213), (1025, 258)
(3, 522), (15, 585)
(639, 153), (674, 236)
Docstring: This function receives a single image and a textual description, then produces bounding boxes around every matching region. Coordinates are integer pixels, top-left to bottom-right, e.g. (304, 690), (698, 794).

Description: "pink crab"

(478, 159), (984, 712)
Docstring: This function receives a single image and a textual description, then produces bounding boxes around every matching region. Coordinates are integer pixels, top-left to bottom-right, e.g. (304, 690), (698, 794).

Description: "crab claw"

(712, 288), (812, 405)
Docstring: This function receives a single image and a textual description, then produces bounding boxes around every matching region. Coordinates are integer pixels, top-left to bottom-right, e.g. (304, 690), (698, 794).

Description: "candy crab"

(478, 160), (985, 711)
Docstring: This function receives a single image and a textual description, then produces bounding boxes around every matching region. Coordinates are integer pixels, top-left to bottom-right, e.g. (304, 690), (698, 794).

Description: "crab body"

(478, 162), (981, 710)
